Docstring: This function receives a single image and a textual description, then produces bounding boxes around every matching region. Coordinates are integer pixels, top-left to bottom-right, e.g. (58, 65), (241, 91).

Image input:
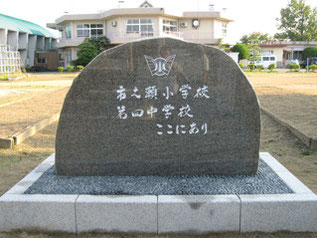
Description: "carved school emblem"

(144, 55), (176, 77)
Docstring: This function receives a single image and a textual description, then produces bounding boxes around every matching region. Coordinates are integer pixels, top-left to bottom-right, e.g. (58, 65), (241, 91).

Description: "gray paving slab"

(158, 195), (240, 234)
(0, 194), (77, 233)
(76, 195), (157, 233)
(240, 193), (317, 232)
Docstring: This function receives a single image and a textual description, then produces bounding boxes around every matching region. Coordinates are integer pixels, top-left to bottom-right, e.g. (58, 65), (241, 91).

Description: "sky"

(1, 0), (317, 44)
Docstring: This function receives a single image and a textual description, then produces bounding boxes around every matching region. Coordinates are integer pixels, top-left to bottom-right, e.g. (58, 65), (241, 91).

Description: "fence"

(0, 44), (23, 79)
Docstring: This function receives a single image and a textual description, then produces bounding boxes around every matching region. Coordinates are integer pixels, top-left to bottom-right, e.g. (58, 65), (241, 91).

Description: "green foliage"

(301, 149), (313, 155)
(67, 66), (74, 72)
(25, 65), (31, 72)
(57, 67), (64, 72)
(217, 38), (231, 53)
(247, 40), (261, 63)
(288, 64), (301, 72)
(308, 64), (317, 71)
(76, 65), (84, 71)
(257, 65), (264, 71)
(275, 0), (317, 41)
(238, 63), (244, 69)
(268, 63), (276, 71)
(240, 32), (274, 44)
(73, 36), (110, 66)
(248, 64), (255, 71)
(232, 43), (249, 60)
(302, 47), (317, 61)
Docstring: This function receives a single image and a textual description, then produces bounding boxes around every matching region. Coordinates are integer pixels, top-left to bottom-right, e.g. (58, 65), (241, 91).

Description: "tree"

(217, 38), (231, 53)
(232, 43), (249, 60)
(275, 0), (317, 41)
(240, 32), (273, 44)
(73, 36), (110, 66)
(247, 40), (261, 63)
(302, 47), (317, 61)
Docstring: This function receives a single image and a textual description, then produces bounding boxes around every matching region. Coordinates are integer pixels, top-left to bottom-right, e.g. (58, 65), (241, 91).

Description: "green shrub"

(288, 64), (295, 70)
(248, 64), (255, 71)
(301, 149), (313, 156)
(76, 65), (84, 71)
(268, 63), (276, 71)
(302, 47), (317, 61)
(257, 65), (264, 71)
(67, 66), (74, 72)
(25, 65), (31, 72)
(309, 64), (317, 72)
(57, 67), (64, 72)
(238, 63), (244, 69)
(232, 43), (249, 60)
(288, 64), (300, 72)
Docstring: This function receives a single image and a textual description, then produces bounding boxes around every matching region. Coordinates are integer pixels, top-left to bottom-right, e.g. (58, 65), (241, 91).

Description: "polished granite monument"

(56, 37), (260, 176)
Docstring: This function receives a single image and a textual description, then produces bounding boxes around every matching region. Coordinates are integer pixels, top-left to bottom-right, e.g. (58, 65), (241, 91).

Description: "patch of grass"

(301, 149), (314, 156)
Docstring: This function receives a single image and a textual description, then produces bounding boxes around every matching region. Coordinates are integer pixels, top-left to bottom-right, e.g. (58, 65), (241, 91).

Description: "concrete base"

(0, 153), (317, 234)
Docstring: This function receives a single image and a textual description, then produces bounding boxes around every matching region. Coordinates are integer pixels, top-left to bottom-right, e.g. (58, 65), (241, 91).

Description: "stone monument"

(56, 37), (260, 176)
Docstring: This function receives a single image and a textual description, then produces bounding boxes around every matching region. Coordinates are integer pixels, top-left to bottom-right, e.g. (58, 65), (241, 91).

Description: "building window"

(66, 50), (72, 63)
(222, 23), (227, 37)
(126, 19), (154, 37)
(293, 51), (302, 61)
(162, 20), (178, 33)
(58, 53), (63, 62)
(37, 58), (47, 64)
(77, 24), (103, 38)
(65, 25), (72, 39)
(260, 50), (274, 55)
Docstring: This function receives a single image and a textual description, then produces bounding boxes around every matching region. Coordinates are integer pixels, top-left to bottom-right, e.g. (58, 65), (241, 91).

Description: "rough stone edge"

(261, 107), (316, 150)
(12, 113), (60, 145)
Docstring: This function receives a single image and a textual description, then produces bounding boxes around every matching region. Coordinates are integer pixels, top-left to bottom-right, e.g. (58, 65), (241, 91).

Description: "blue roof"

(0, 13), (55, 38)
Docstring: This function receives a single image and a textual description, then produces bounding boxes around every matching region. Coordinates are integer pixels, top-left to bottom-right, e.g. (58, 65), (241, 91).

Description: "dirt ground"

(0, 73), (75, 106)
(0, 73), (74, 137)
(247, 72), (317, 138)
(0, 88), (69, 137)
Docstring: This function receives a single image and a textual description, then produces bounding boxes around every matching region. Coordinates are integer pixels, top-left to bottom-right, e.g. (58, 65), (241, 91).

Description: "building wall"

(0, 28), (57, 68)
(7, 30), (18, 50)
(27, 34), (37, 66)
(184, 18), (215, 44)
(260, 47), (283, 62)
(18, 32), (28, 49)
(0, 29), (7, 44)
(259, 44), (317, 67)
(55, 12), (231, 67)
(35, 51), (58, 70)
